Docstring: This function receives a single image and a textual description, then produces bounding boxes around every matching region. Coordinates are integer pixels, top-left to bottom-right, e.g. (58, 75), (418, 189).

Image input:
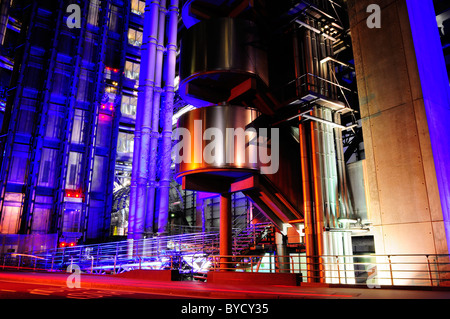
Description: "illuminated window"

(121, 95), (137, 116)
(131, 0), (145, 15)
(128, 28), (143, 47)
(105, 85), (117, 94)
(117, 132), (134, 154)
(124, 60), (140, 80)
(87, 0), (100, 26)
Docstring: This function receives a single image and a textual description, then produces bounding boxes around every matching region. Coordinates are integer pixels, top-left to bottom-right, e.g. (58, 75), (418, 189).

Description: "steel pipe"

(310, 112), (325, 283)
(334, 112), (353, 221)
(220, 193), (232, 271)
(129, 0), (161, 240)
(146, 0), (167, 234)
(157, 0), (179, 233)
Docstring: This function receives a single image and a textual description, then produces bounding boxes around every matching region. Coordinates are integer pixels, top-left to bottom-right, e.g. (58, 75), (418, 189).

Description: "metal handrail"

(206, 254), (450, 287)
(3, 232), (449, 288)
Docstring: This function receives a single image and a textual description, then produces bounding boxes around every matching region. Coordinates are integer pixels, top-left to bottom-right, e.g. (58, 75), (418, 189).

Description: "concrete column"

(220, 193), (232, 271)
(348, 0), (450, 255)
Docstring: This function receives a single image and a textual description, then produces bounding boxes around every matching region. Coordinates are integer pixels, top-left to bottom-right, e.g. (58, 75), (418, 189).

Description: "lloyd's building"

(0, 0), (449, 286)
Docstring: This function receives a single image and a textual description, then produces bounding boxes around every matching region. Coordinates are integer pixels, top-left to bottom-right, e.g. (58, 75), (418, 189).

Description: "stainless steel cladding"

(179, 17), (268, 106)
(174, 105), (274, 181)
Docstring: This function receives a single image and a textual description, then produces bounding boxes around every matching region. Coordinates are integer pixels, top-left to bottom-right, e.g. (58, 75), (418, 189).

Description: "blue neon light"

(407, 0), (450, 252)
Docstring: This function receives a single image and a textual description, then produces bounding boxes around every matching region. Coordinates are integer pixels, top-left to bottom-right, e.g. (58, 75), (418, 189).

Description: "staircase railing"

(0, 223), (275, 275)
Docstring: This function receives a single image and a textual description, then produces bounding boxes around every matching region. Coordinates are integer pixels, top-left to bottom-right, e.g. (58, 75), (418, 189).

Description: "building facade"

(0, 0), (448, 279)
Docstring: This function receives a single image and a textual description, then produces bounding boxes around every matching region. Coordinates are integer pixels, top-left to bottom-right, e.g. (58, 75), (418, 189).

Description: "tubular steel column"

(129, 0), (161, 239)
(146, 0), (166, 233)
(157, 0), (178, 233)
(310, 115), (325, 283)
(220, 193), (232, 271)
(299, 118), (324, 283)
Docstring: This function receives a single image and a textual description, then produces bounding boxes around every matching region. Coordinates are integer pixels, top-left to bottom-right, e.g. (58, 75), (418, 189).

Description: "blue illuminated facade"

(0, 0), (131, 247)
(407, 0), (450, 247)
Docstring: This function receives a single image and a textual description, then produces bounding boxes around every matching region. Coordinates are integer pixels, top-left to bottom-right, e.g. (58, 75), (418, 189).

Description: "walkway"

(0, 271), (449, 299)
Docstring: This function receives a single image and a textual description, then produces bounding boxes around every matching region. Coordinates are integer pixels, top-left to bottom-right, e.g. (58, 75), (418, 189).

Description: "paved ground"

(0, 270), (449, 300)
(0, 279), (189, 299)
(0, 271), (448, 318)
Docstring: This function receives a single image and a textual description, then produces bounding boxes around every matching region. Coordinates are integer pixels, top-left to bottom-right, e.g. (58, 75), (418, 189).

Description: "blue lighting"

(407, 0), (450, 252)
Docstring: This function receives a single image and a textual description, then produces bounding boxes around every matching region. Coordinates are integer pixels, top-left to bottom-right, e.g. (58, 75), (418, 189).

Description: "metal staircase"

(232, 223), (274, 256)
(20, 222), (275, 276)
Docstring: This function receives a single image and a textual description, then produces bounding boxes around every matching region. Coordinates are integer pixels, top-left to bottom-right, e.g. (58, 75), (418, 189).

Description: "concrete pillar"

(348, 0), (450, 255)
(219, 193), (232, 271)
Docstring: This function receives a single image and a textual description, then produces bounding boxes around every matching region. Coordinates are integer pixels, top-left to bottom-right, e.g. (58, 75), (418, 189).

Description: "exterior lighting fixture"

(338, 218), (358, 224)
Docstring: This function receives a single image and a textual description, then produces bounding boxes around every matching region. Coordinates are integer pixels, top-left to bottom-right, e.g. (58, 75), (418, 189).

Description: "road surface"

(0, 279), (189, 299)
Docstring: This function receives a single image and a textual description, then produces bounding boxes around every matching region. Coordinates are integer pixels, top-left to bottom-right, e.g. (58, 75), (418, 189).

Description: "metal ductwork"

(175, 104), (262, 178)
(174, 0), (361, 277)
(179, 17), (268, 107)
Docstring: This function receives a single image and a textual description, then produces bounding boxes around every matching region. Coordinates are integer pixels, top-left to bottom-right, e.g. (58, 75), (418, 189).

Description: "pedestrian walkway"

(0, 271), (450, 299)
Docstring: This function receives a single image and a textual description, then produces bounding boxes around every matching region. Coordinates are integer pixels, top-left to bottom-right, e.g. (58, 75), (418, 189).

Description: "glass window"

(66, 152), (83, 188)
(96, 115), (112, 148)
(121, 95), (137, 117)
(0, 206), (21, 234)
(131, 0), (145, 15)
(77, 69), (95, 102)
(128, 28), (143, 47)
(71, 109), (89, 144)
(117, 132), (134, 154)
(82, 32), (99, 62)
(87, 0), (100, 26)
(109, 5), (124, 34)
(124, 60), (140, 80)
(91, 156), (108, 193)
(38, 148), (57, 187)
(31, 208), (50, 234)
(62, 209), (81, 233)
